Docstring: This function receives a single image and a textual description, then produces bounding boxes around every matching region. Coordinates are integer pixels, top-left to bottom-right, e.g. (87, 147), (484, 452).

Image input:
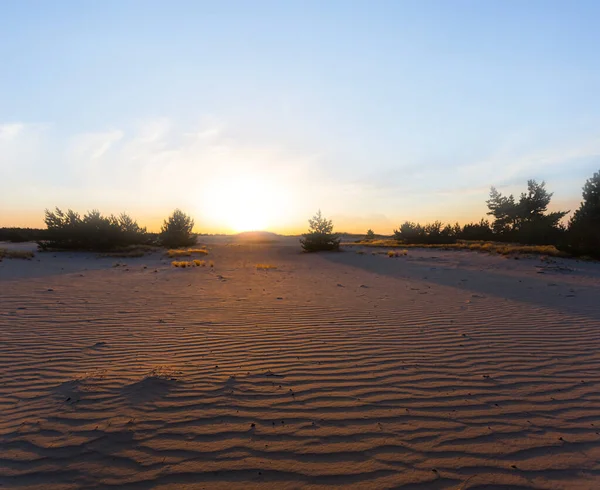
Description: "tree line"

(1, 169), (598, 257)
(0, 208), (197, 250)
(302, 170), (600, 257)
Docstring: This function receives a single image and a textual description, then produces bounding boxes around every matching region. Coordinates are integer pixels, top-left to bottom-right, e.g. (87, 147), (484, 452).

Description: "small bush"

(365, 229), (375, 240)
(300, 210), (341, 252)
(193, 259), (206, 267)
(387, 249), (407, 257)
(160, 209), (196, 248)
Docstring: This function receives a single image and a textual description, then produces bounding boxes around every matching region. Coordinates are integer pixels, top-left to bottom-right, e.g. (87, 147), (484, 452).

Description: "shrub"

(365, 229), (375, 240)
(300, 210), (341, 252)
(160, 209), (196, 248)
(393, 222), (422, 243)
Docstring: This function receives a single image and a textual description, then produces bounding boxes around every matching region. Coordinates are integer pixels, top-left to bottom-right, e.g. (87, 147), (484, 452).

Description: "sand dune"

(1, 240), (600, 489)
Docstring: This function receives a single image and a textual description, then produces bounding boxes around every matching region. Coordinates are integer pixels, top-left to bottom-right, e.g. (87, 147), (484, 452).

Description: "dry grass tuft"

(101, 250), (145, 258)
(387, 249), (408, 257)
(167, 248), (209, 258)
(345, 240), (566, 257)
(256, 263), (277, 270)
(209, 260), (214, 268)
(172, 259), (209, 268)
(0, 248), (35, 260)
(100, 245), (159, 258)
(172, 260), (190, 268)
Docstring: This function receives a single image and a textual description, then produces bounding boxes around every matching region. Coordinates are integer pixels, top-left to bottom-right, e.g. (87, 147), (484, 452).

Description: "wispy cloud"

(1, 118), (328, 229)
(2, 117), (598, 231)
(0, 123), (25, 142)
(68, 129), (123, 162)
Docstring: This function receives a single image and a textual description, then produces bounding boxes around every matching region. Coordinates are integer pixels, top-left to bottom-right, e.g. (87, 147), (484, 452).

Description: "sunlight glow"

(201, 175), (290, 233)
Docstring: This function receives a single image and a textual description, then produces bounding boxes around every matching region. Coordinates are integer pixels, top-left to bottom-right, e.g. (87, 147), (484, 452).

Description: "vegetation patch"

(172, 259), (208, 268)
(0, 227), (47, 243)
(560, 171), (600, 258)
(301, 210), (341, 252)
(38, 208), (151, 251)
(345, 240), (566, 257)
(388, 249), (408, 257)
(166, 248), (209, 258)
(0, 248), (35, 260)
(256, 263), (277, 270)
(100, 245), (159, 258)
(160, 209), (196, 248)
(172, 261), (191, 268)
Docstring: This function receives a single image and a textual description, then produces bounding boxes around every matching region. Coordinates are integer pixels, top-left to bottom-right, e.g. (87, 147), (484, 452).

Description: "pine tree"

(160, 209), (196, 248)
(300, 210), (340, 252)
(567, 170), (600, 256)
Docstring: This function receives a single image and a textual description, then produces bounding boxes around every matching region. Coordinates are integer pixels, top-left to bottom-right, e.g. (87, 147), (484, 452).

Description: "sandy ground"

(1, 237), (600, 489)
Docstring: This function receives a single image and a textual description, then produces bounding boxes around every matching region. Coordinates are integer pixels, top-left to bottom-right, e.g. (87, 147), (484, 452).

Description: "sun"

(201, 176), (288, 232)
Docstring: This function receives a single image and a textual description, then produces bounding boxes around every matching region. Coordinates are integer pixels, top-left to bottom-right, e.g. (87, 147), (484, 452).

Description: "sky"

(1, 0), (599, 234)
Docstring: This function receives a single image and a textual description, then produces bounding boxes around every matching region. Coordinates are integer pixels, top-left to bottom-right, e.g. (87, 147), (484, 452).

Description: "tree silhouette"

(365, 229), (375, 240)
(486, 181), (567, 243)
(160, 209), (196, 248)
(40, 208), (148, 250)
(300, 210), (340, 252)
(486, 187), (518, 234)
(393, 221), (455, 244)
(565, 170), (600, 256)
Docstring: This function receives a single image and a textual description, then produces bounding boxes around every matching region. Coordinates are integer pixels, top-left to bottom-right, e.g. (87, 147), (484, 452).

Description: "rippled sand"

(2, 238), (600, 489)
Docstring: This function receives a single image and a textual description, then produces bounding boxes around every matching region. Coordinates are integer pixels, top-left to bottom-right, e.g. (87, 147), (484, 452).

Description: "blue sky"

(1, 0), (599, 232)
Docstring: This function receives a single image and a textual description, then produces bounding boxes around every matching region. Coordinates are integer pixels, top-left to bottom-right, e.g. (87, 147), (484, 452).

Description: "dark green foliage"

(39, 208), (149, 251)
(460, 219), (494, 241)
(159, 209), (196, 248)
(365, 229), (375, 240)
(563, 170), (600, 257)
(301, 210), (340, 252)
(486, 187), (519, 234)
(0, 227), (47, 242)
(486, 180), (568, 244)
(393, 221), (456, 244)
